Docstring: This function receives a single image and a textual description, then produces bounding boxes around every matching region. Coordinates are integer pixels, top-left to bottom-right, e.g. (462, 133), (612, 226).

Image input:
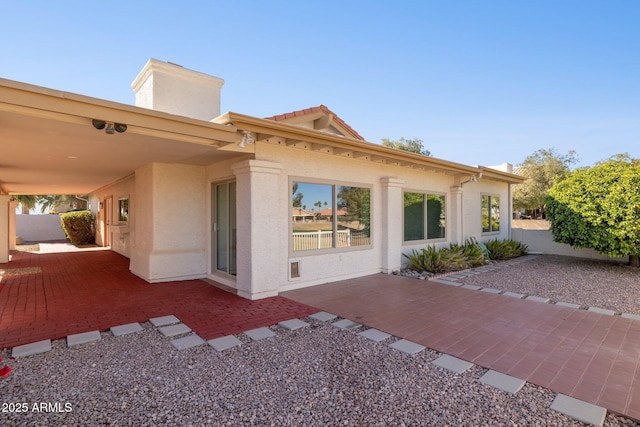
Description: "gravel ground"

(456, 254), (640, 315)
(1, 255), (639, 426)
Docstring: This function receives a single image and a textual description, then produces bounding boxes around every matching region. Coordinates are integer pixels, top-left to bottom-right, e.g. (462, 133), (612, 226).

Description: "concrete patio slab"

(244, 327), (276, 341)
(11, 339), (52, 358)
(150, 315), (181, 327)
(479, 370), (526, 394)
(556, 302), (580, 309)
(621, 313), (640, 321)
(171, 334), (205, 350)
(208, 335), (242, 352)
(526, 296), (550, 303)
(389, 339), (425, 355)
(67, 330), (101, 347)
(503, 291), (525, 299)
(431, 354), (473, 373)
(357, 328), (391, 342)
(332, 319), (362, 330)
(278, 319), (309, 330)
(588, 307), (615, 316)
(551, 394), (606, 426)
(158, 323), (192, 337)
(309, 311), (337, 322)
(111, 322), (144, 336)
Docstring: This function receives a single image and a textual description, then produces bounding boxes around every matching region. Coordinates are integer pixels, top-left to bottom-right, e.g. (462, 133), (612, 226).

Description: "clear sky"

(2, 1), (638, 168)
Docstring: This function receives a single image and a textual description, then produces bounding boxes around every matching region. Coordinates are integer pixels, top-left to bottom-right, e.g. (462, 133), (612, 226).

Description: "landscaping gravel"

(1, 254), (639, 426)
(456, 254), (640, 315)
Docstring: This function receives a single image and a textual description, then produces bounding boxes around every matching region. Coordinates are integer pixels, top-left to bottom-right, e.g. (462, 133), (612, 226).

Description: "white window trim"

(402, 190), (447, 244)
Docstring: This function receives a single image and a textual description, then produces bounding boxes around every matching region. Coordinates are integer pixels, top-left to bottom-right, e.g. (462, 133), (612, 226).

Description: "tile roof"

(264, 105), (365, 141)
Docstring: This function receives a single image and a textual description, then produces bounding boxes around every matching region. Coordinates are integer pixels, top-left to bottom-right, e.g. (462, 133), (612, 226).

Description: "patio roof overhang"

(0, 78), (239, 195)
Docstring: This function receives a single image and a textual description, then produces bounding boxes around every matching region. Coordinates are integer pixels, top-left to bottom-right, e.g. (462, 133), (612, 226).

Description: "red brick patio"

(284, 274), (640, 421)
(0, 248), (316, 350)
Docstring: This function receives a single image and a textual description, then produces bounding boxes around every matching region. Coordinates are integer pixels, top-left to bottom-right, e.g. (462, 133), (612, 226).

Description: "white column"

(380, 177), (405, 273)
(449, 185), (463, 244)
(9, 201), (18, 251)
(232, 159), (283, 300)
(0, 195), (10, 263)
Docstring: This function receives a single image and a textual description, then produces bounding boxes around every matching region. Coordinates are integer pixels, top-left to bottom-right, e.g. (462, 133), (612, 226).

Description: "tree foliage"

(381, 137), (431, 156)
(513, 148), (578, 217)
(546, 154), (640, 266)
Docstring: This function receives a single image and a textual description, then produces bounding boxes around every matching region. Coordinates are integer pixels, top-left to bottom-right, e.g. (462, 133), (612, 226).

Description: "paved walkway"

(283, 273), (640, 421)
(0, 249), (316, 350)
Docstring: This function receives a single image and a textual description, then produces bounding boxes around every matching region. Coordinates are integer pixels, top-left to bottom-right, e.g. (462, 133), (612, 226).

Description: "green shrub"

(484, 239), (528, 260)
(403, 239), (527, 274)
(60, 210), (95, 245)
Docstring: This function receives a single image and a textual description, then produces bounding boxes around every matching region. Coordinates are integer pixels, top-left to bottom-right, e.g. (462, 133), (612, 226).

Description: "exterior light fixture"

(238, 131), (255, 148)
(92, 119), (127, 134)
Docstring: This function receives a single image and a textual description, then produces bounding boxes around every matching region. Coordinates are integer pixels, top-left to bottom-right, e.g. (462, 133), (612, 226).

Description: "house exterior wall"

(461, 179), (512, 243)
(129, 163), (208, 282)
(88, 175), (136, 257)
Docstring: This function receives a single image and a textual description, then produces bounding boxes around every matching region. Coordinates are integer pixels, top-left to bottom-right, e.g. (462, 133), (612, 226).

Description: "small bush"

(403, 239), (527, 274)
(60, 210), (95, 246)
(484, 239), (528, 260)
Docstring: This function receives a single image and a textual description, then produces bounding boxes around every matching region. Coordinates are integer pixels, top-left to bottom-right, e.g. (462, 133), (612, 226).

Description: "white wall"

(16, 214), (67, 242)
(512, 227), (629, 263)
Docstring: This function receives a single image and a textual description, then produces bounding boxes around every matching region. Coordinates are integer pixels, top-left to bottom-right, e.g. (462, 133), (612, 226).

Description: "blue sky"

(2, 1), (638, 168)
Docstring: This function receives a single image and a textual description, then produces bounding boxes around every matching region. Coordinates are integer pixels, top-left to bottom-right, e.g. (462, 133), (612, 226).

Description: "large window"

(292, 181), (371, 252)
(482, 195), (500, 233)
(403, 192), (446, 242)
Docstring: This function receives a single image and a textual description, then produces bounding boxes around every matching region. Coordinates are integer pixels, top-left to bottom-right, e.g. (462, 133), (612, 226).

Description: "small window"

(403, 192), (445, 242)
(481, 195), (500, 233)
(118, 197), (129, 223)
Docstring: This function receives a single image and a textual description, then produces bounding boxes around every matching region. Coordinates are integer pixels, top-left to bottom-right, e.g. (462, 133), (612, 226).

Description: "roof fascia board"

(0, 78), (237, 145)
(216, 112), (482, 176)
(479, 166), (527, 184)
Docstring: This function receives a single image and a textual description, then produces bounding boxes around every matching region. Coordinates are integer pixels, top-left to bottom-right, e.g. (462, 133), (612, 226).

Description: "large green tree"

(546, 154), (640, 267)
(381, 137), (431, 156)
(513, 148), (578, 218)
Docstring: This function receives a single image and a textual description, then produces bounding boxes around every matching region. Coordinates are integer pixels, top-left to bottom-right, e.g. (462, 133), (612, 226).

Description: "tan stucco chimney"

(131, 58), (224, 121)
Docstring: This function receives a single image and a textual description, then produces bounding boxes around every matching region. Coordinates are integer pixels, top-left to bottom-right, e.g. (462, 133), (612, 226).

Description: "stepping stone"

(278, 319), (310, 331)
(431, 354), (473, 373)
(171, 334), (205, 350)
(479, 370), (526, 394)
(208, 335), (242, 352)
(358, 328), (391, 342)
(389, 339), (425, 355)
(461, 284), (481, 291)
(481, 287), (502, 294)
(621, 313), (640, 321)
(332, 319), (362, 330)
(503, 291), (525, 299)
(309, 311), (337, 322)
(67, 330), (101, 347)
(550, 394), (606, 427)
(430, 278), (461, 287)
(244, 327), (276, 341)
(526, 296), (550, 303)
(158, 323), (192, 337)
(149, 315), (181, 327)
(111, 322), (144, 336)
(11, 339), (52, 358)
(556, 301), (580, 309)
(588, 307), (615, 316)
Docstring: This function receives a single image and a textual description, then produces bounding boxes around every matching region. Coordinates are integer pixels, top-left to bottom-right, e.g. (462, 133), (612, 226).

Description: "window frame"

(290, 177), (373, 255)
(402, 190), (447, 244)
(481, 194), (501, 234)
(118, 197), (129, 224)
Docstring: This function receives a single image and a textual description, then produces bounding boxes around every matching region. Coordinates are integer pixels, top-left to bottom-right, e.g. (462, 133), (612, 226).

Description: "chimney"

(131, 59), (224, 121)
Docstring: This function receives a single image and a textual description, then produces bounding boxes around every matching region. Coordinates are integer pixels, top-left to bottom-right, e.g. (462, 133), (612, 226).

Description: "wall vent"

(289, 259), (301, 281)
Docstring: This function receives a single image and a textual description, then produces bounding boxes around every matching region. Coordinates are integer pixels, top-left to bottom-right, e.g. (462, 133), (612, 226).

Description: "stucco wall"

(512, 227), (629, 263)
(16, 214), (66, 242)
(88, 175), (135, 257)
